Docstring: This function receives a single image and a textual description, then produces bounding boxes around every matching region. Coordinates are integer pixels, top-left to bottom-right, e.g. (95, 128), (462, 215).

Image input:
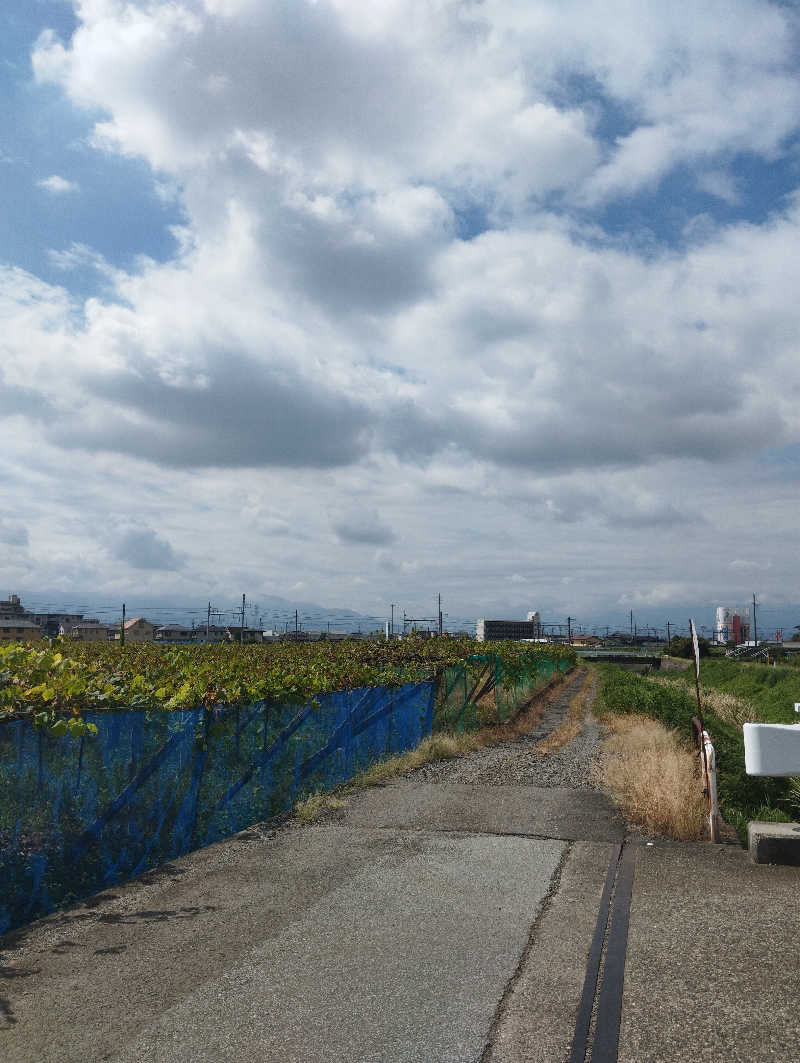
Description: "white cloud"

(37, 174), (79, 194)
(0, 519), (28, 547)
(333, 507), (395, 546)
(1, 0), (799, 619)
(697, 171), (744, 206)
(109, 525), (183, 571)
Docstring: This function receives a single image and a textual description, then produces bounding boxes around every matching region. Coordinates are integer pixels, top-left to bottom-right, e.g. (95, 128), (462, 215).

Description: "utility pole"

(438, 593), (443, 636)
(630, 610), (634, 640)
(240, 594), (246, 644)
(403, 611), (407, 634)
(753, 592), (758, 645)
(207, 601), (211, 641)
(295, 609), (299, 636)
(567, 616), (573, 645)
(666, 620), (671, 652)
(390, 603), (395, 637)
(120, 602), (126, 646)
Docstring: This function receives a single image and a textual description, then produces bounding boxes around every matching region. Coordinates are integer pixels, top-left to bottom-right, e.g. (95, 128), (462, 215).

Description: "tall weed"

(595, 663), (793, 840)
(593, 713), (706, 840)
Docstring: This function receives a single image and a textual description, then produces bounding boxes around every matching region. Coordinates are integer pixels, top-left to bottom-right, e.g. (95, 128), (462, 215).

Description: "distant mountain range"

(6, 588), (796, 641)
(6, 589), (476, 636)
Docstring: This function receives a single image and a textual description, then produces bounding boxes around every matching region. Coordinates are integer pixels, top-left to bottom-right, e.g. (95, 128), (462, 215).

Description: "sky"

(2, 0), (800, 635)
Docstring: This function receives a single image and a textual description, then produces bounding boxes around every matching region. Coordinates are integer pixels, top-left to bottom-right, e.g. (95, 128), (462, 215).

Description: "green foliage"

(0, 638), (576, 730)
(667, 635), (711, 660)
(595, 663), (793, 839)
(666, 658), (800, 723)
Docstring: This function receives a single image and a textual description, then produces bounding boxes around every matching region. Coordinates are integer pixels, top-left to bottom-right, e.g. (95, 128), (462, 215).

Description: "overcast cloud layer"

(2, 0), (800, 628)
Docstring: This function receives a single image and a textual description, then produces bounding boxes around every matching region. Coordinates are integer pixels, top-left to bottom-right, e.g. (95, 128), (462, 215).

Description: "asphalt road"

(1, 770), (624, 1063)
(6, 669), (798, 1063)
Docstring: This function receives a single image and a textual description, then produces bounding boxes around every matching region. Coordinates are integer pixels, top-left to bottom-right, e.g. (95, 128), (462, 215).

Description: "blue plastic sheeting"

(0, 682), (435, 935)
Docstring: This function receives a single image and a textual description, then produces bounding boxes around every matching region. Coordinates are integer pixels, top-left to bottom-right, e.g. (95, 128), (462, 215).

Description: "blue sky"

(2, 0), (800, 630)
(0, 2), (181, 297)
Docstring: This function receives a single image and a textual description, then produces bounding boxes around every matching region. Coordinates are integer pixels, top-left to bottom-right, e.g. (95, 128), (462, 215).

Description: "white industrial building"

(715, 605), (751, 645)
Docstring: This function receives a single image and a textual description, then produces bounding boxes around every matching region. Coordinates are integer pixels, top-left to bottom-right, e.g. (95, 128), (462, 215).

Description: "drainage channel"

(569, 839), (637, 1063)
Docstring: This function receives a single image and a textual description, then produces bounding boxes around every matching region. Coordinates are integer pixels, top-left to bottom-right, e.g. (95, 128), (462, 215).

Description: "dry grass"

(696, 687), (753, 729)
(593, 712), (707, 840)
(650, 674), (754, 730)
(294, 792), (347, 822)
(292, 732), (482, 821)
(352, 731), (482, 787)
(533, 671), (593, 754)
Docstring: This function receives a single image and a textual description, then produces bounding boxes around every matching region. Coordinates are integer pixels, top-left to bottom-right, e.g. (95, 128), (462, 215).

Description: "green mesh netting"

(434, 653), (569, 734)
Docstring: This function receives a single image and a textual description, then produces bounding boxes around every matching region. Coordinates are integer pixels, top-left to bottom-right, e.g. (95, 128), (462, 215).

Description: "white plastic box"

(743, 722), (800, 777)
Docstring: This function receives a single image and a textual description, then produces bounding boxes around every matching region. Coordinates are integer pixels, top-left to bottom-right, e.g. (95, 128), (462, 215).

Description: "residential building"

(0, 619), (43, 642)
(198, 625), (231, 643)
(1, 594), (86, 636)
(570, 634), (601, 647)
(0, 594), (26, 619)
(115, 618), (157, 643)
(476, 619), (545, 641)
(61, 620), (115, 642)
(225, 626), (263, 644)
(34, 612), (86, 637)
(154, 624), (196, 644)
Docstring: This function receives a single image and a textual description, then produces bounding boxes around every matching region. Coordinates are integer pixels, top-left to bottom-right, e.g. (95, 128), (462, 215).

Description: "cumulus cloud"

(0, 519), (29, 547)
(37, 174), (79, 194)
(109, 526), (182, 571)
(0, 0), (799, 612)
(618, 584), (692, 608)
(334, 508), (395, 546)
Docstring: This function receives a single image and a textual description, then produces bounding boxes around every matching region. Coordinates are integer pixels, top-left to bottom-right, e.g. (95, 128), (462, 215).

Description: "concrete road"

(7, 736), (797, 1063)
(0, 779), (623, 1063)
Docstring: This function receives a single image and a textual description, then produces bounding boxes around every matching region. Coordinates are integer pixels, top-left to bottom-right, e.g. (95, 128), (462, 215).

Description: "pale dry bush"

(649, 675), (753, 730)
(294, 791), (347, 822)
(593, 713), (707, 840)
(697, 688), (752, 729)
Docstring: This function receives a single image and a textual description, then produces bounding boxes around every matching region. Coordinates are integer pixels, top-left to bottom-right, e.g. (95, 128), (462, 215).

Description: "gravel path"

(416, 668), (604, 790)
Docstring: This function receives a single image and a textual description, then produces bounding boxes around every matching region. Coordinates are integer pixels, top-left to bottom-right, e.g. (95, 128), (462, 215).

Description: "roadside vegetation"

(0, 638), (575, 733)
(594, 661), (800, 841)
(593, 712), (706, 840)
(664, 657), (800, 724)
(294, 668), (576, 822)
(533, 671), (593, 754)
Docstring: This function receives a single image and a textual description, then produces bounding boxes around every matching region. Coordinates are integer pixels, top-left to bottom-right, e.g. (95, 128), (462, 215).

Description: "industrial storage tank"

(715, 606), (732, 644)
(716, 605), (750, 645)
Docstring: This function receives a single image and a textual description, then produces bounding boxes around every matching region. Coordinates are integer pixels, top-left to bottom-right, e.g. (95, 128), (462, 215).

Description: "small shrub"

(593, 713), (706, 840)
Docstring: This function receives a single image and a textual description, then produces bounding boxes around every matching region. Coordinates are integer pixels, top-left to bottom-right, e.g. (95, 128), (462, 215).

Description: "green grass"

(593, 663), (798, 841)
(666, 657), (800, 723)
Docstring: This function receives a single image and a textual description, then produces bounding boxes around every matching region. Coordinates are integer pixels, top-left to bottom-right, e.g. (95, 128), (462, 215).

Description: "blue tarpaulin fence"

(0, 682), (435, 935)
(0, 651), (570, 935)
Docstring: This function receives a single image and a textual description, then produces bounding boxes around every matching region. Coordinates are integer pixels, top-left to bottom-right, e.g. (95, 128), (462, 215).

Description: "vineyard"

(0, 637), (575, 933)
(0, 637), (576, 732)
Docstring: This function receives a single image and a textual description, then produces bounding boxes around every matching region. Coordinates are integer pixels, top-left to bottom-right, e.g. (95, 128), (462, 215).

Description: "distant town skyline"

(3, 588), (798, 646)
(2, 2), (799, 620)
